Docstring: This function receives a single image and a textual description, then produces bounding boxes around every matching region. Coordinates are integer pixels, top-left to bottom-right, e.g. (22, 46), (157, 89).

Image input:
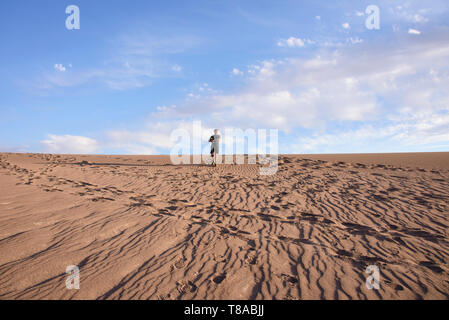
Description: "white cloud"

(172, 64), (182, 72)
(54, 64), (66, 72)
(298, 112), (449, 153)
(167, 32), (449, 144)
(106, 130), (168, 154)
(296, 37), (362, 48)
(342, 22), (350, 29)
(347, 37), (363, 44)
(105, 120), (216, 155)
(42, 134), (99, 154)
(412, 14), (428, 23)
(277, 37), (305, 48)
(408, 28), (421, 34)
(392, 4), (430, 24)
(232, 68), (243, 76)
(315, 16), (321, 20)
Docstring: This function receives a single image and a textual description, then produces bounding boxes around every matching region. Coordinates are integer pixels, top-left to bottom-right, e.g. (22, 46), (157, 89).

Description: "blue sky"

(1, 0), (449, 154)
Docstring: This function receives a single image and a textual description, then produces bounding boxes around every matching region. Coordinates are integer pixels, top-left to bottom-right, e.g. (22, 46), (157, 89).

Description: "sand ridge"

(0, 152), (448, 299)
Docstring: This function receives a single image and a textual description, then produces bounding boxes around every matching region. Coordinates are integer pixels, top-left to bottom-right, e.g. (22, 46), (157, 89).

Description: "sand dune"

(0, 152), (448, 299)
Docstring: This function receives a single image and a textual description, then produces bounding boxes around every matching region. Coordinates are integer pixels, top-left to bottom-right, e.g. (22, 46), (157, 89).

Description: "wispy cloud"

(32, 33), (200, 91)
(232, 68), (243, 76)
(298, 111), (449, 153)
(277, 37), (305, 48)
(408, 28), (421, 34)
(392, 4), (429, 23)
(172, 64), (182, 72)
(116, 33), (202, 56)
(54, 64), (66, 72)
(42, 134), (99, 154)
(105, 119), (216, 155)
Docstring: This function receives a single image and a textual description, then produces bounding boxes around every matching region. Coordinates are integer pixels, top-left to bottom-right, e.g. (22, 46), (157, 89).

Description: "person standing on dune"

(209, 129), (220, 166)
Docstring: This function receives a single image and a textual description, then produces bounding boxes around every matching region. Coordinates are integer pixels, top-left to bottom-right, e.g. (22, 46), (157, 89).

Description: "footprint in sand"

(244, 252), (258, 265)
(91, 197), (115, 202)
(177, 280), (197, 294)
(212, 274), (226, 284)
(280, 274), (299, 286)
(174, 258), (187, 269)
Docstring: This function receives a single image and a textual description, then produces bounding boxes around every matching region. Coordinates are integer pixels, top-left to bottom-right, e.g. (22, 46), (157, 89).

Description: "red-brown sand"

(0, 152), (448, 299)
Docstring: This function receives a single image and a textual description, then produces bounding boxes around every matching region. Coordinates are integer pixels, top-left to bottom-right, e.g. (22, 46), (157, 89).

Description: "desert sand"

(0, 152), (448, 300)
